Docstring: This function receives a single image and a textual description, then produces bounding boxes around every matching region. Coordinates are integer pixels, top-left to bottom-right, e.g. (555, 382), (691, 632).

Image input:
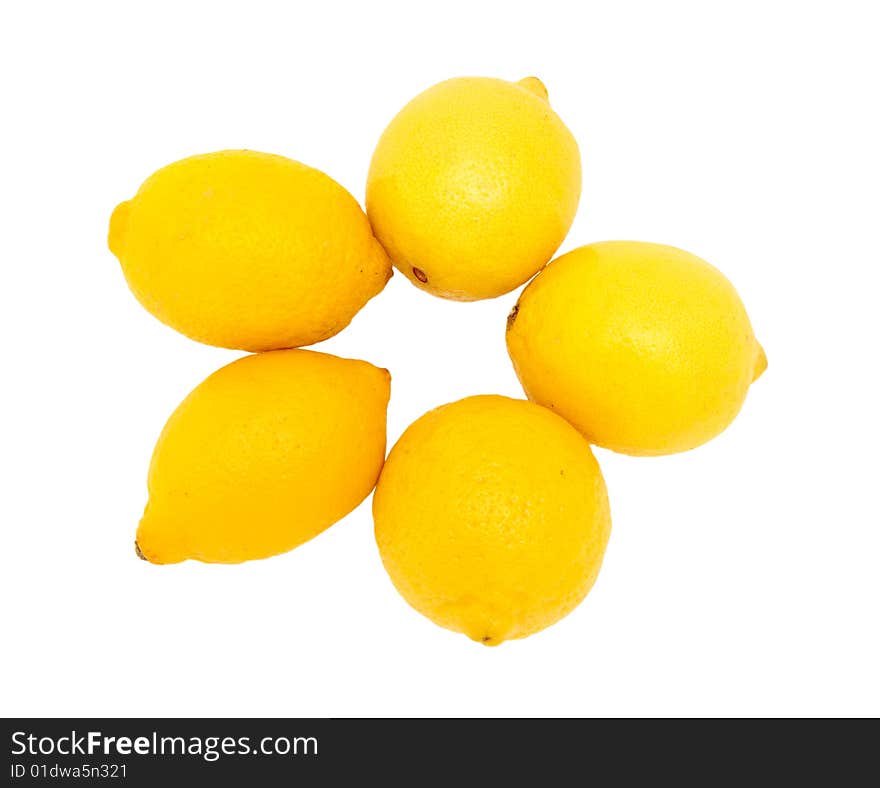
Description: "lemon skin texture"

(373, 395), (611, 645)
(109, 150), (391, 351)
(506, 241), (767, 456)
(366, 76), (581, 301)
(136, 349), (390, 564)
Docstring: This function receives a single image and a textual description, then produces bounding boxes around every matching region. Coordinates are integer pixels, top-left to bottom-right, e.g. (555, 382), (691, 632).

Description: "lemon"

(109, 150), (391, 351)
(366, 76), (581, 300)
(506, 241), (767, 456)
(136, 349), (390, 564)
(373, 395), (610, 645)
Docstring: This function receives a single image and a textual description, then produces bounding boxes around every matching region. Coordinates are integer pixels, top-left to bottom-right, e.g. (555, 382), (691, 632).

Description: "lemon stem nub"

(753, 342), (768, 382)
(517, 76), (548, 101)
(507, 304), (519, 330)
(108, 200), (132, 259)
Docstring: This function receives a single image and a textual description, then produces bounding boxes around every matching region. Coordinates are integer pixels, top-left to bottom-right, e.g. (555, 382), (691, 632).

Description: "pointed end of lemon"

(108, 200), (132, 259)
(464, 627), (506, 647)
(506, 303), (520, 332)
(134, 539), (165, 564)
(136, 507), (187, 564)
(517, 76), (548, 101)
(378, 366), (392, 392)
(461, 604), (514, 646)
(752, 342), (768, 382)
(367, 365), (392, 408)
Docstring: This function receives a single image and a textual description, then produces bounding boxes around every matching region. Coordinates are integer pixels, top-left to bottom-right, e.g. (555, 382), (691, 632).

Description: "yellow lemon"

(366, 76), (581, 300)
(506, 241), (767, 456)
(109, 150), (391, 351)
(373, 395), (610, 645)
(137, 349), (390, 564)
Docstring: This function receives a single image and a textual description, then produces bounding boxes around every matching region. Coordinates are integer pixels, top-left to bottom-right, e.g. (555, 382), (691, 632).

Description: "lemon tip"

(753, 341), (768, 382)
(517, 76), (548, 101)
(108, 199), (132, 258)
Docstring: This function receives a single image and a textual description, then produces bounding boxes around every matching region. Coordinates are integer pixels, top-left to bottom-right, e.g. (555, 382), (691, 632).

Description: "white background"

(1, 1), (878, 718)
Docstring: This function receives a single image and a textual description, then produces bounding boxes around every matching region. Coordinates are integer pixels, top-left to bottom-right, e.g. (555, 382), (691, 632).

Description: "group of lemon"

(110, 76), (765, 646)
